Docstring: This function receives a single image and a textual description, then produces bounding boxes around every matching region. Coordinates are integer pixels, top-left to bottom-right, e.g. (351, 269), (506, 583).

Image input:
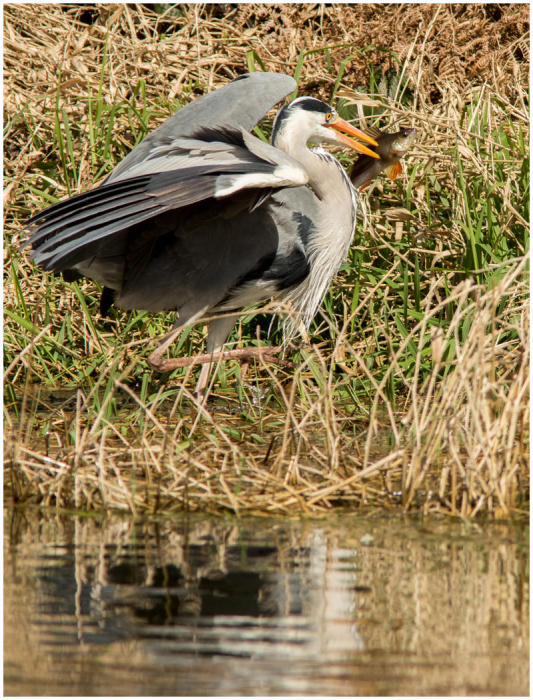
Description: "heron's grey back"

(108, 72), (296, 183)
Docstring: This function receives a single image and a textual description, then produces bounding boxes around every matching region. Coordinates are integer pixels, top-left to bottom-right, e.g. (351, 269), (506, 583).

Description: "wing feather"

(25, 126), (308, 271)
(107, 72), (296, 183)
(24, 74), (306, 273)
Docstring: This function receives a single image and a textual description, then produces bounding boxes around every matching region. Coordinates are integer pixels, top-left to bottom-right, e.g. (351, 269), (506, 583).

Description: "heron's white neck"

(272, 118), (359, 339)
(272, 114), (357, 226)
(273, 124), (336, 201)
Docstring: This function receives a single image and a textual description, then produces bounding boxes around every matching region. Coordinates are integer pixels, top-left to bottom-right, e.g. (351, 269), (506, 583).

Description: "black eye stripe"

(291, 98), (332, 115)
(272, 99), (337, 145)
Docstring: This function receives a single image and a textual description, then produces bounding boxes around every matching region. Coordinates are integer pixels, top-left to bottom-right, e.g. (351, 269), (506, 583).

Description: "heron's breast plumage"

(276, 151), (358, 339)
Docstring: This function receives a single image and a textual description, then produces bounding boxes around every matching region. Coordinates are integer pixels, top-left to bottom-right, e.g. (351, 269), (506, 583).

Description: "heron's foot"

(148, 345), (300, 372)
(147, 350), (171, 372)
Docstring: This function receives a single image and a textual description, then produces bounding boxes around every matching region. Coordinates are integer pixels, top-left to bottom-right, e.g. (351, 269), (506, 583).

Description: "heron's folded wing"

(107, 72), (296, 184)
(24, 128), (308, 272)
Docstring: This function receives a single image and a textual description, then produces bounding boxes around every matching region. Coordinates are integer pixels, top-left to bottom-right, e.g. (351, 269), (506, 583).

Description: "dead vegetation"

(4, 4), (530, 518)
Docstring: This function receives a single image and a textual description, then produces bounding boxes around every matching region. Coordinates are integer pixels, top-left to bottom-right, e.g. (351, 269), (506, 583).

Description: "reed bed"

(4, 4), (529, 517)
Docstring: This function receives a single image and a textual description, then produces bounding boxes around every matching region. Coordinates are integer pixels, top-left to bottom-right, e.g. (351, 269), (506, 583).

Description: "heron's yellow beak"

(327, 116), (380, 159)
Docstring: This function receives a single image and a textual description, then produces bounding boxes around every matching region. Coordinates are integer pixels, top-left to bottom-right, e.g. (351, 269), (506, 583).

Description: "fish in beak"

(326, 115), (381, 159)
(350, 127), (417, 191)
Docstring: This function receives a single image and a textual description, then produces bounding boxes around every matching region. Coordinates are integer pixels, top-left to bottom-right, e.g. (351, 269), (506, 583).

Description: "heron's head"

(272, 97), (379, 158)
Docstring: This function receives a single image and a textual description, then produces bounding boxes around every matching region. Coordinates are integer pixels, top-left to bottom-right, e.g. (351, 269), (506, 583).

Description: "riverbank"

(4, 4), (529, 517)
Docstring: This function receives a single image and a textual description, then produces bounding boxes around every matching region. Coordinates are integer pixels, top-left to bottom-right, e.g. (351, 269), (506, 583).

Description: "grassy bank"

(4, 4), (529, 517)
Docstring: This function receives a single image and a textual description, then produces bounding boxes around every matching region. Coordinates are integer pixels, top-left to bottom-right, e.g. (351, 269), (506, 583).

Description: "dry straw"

(4, 4), (529, 517)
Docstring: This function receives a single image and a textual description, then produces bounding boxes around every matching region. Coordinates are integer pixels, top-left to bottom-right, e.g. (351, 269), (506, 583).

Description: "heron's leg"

(151, 343), (301, 371)
(239, 362), (250, 383)
(158, 346), (292, 365)
(147, 307), (209, 372)
(195, 316), (237, 399)
(148, 313), (300, 401)
(195, 362), (212, 401)
(147, 323), (186, 371)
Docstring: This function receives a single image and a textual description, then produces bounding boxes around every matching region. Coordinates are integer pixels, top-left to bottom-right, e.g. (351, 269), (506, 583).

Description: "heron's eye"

(325, 112), (333, 122)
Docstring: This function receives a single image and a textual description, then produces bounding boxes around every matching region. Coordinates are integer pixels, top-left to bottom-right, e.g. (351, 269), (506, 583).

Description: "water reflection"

(4, 511), (529, 696)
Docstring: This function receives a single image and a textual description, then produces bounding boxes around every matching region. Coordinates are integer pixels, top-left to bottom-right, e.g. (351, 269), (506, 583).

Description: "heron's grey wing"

(107, 72), (296, 184)
(115, 188), (317, 322)
(24, 127), (308, 271)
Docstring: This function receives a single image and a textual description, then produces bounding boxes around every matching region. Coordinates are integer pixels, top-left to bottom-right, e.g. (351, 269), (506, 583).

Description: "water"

(4, 509), (529, 696)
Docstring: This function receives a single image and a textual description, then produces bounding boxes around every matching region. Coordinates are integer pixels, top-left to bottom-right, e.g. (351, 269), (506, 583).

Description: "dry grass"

(4, 4), (529, 518)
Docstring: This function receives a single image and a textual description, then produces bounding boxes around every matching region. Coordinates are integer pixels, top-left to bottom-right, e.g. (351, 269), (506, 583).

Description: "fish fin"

(358, 180), (373, 192)
(363, 125), (384, 140)
(385, 162), (403, 181)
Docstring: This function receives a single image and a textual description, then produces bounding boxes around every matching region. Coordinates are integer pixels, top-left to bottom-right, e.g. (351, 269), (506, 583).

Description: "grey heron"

(23, 72), (379, 397)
